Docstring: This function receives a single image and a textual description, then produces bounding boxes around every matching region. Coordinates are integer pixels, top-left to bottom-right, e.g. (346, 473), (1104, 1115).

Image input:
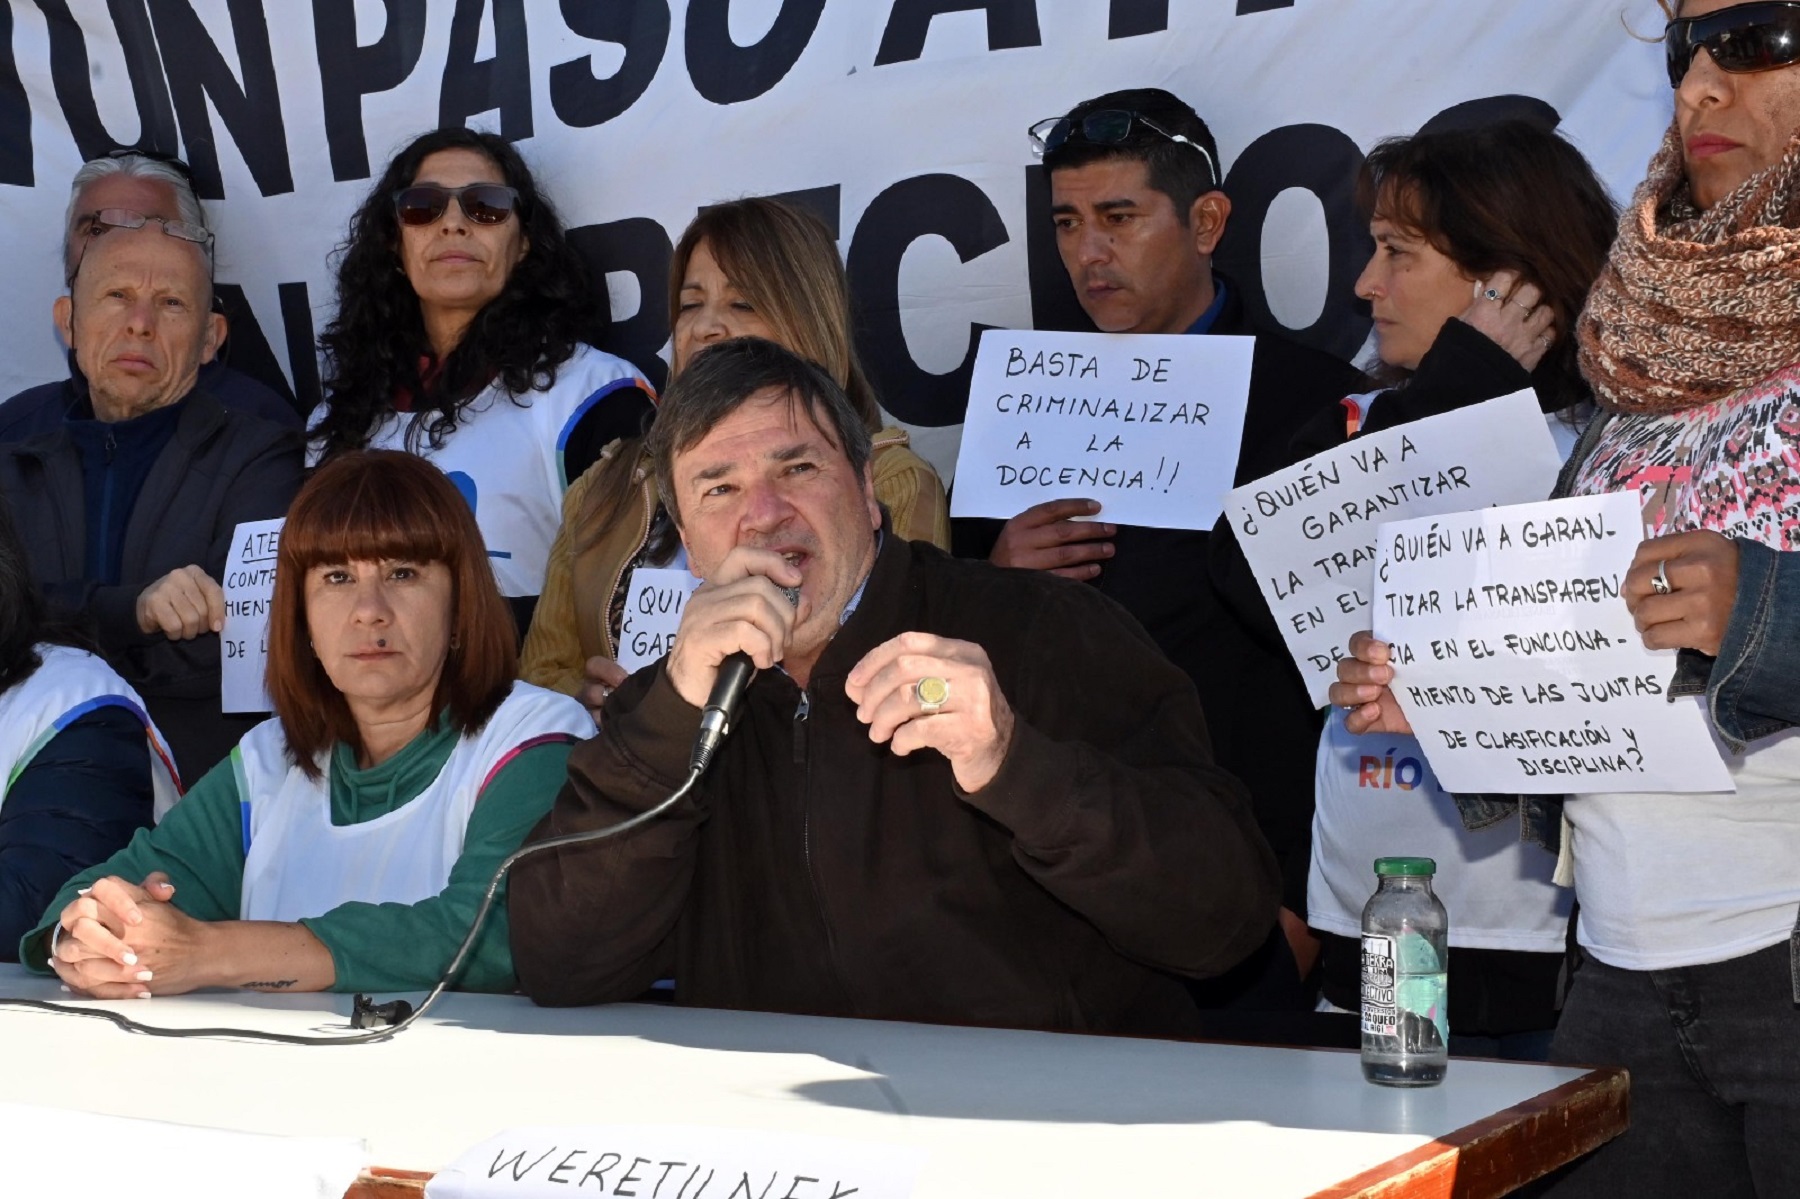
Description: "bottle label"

(1360, 933), (1397, 1036)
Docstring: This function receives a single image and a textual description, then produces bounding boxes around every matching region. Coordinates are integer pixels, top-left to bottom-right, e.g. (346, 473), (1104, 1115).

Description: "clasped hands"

(1329, 530), (1740, 735)
(49, 873), (209, 998)
(664, 546), (1016, 792)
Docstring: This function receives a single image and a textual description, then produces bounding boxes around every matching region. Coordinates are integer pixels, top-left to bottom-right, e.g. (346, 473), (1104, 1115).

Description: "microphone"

(689, 584), (800, 774)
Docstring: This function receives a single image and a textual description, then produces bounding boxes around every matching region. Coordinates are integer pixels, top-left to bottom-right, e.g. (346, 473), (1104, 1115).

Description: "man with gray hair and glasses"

(0, 153), (303, 783)
(0, 150), (300, 441)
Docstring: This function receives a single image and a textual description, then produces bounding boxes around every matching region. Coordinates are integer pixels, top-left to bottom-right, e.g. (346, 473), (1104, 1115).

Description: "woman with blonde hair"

(523, 198), (949, 711)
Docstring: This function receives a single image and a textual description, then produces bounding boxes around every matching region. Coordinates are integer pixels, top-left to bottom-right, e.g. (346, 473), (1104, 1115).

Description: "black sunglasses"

(1027, 109), (1219, 190)
(392, 183), (521, 227)
(1666, 1), (1800, 87)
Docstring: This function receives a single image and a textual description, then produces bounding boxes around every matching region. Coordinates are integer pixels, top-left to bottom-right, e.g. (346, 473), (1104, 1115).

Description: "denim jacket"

(1454, 409), (1800, 852)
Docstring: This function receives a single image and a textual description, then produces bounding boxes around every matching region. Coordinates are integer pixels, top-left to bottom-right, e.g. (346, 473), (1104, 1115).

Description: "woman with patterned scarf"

(1333, 2), (1800, 1194)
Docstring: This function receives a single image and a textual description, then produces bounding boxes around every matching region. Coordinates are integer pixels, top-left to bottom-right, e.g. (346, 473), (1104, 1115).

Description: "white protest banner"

(1224, 390), (1562, 707)
(424, 1124), (923, 1199)
(1371, 493), (1733, 795)
(617, 567), (703, 676)
(949, 329), (1252, 531)
(221, 517), (283, 714)
(0, 4), (1668, 481)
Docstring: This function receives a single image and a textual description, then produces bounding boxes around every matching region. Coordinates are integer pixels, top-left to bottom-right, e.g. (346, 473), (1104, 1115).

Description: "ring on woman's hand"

(1651, 559), (1673, 596)
(1482, 287), (1502, 302)
(913, 676), (950, 714)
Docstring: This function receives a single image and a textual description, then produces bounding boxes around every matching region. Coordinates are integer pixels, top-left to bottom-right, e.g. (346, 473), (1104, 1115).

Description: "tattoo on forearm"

(243, 979), (298, 990)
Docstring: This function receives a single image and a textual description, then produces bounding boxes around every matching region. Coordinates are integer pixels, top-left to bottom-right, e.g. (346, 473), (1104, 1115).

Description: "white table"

(0, 965), (1623, 1198)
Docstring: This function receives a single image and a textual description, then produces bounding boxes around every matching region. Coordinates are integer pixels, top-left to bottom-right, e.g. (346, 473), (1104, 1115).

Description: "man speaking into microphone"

(509, 338), (1278, 1036)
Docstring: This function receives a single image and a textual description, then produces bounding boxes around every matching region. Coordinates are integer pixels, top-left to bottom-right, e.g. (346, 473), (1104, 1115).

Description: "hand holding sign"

(1624, 530), (1740, 656)
(1328, 631), (1414, 737)
(988, 498), (1116, 579)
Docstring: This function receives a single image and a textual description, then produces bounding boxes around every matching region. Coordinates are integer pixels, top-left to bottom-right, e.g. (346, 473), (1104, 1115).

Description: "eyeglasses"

(67, 208), (214, 288)
(1028, 109), (1219, 189)
(392, 183), (521, 227)
(76, 208), (213, 247)
(1665, 1), (1800, 87)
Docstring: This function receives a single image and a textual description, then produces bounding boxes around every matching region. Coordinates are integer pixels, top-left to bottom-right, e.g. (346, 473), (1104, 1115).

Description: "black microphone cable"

(0, 766), (706, 1045)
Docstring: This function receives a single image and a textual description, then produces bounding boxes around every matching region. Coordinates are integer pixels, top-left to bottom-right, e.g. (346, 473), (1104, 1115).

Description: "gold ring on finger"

(913, 676), (950, 714)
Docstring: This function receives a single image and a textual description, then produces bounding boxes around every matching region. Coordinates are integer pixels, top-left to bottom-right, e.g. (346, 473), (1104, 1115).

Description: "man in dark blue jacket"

(0, 205), (302, 784)
(0, 152), (300, 443)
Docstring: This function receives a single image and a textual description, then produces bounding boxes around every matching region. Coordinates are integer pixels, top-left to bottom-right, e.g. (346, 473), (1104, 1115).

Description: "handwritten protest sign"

(221, 517), (283, 714)
(1371, 493), (1733, 795)
(1225, 390), (1562, 707)
(949, 329), (1253, 531)
(617, 568), (702, 675)
(425, 1124), (923, 1199)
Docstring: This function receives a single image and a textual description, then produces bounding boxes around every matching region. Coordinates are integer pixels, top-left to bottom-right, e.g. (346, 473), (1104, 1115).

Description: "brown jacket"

(509, 534), (1281, 1036)
(520, 429), (949, 696)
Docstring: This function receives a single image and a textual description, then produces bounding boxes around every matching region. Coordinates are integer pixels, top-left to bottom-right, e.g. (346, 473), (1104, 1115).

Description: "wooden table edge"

(1303, 1065), (1629, 1199)
(345, 1066), (1627, 1199)
(348, 1167), (433, 1197)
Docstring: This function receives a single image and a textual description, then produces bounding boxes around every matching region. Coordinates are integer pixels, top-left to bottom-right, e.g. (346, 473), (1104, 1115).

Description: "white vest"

(0, 644), (180, 821)
(1308, 710), (1573, 951)
(235, 682), (592, 923)
(308, 344), (648, 598)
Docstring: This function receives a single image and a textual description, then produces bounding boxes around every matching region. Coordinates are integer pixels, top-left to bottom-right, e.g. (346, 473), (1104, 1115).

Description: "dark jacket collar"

(9, 385), (226, 464)
(1206, 271), (1256, 337)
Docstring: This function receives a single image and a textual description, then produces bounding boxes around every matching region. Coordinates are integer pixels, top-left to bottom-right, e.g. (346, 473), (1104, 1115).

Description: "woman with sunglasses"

(312, 128), (653, 634)
(1335, 3), (1800, 1192)
(520, 197), (949, 712)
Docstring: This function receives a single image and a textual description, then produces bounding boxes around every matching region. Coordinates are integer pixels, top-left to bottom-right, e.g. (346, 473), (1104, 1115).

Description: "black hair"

(0, 496), (94, 691)
(313, 127), (603, 460)
(1359, 119), (1618, 411)
(648, 338), (873, 526)
(1042, 87), (1222, 223)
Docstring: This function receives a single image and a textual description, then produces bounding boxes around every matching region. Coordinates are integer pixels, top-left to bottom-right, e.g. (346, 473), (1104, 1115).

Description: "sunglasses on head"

(68, 209), (214, 287)
(392, 183), (521, 227)
(1027, 109), (1219, 189)
(1666, 1), (1800, 88)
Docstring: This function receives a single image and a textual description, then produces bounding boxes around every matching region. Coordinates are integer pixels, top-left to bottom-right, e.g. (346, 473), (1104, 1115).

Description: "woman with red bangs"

(18, 451), (592, 996)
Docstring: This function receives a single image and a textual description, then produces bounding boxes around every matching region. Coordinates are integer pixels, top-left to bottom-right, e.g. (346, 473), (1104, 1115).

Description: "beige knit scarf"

(1578, 122), (1800, 415)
